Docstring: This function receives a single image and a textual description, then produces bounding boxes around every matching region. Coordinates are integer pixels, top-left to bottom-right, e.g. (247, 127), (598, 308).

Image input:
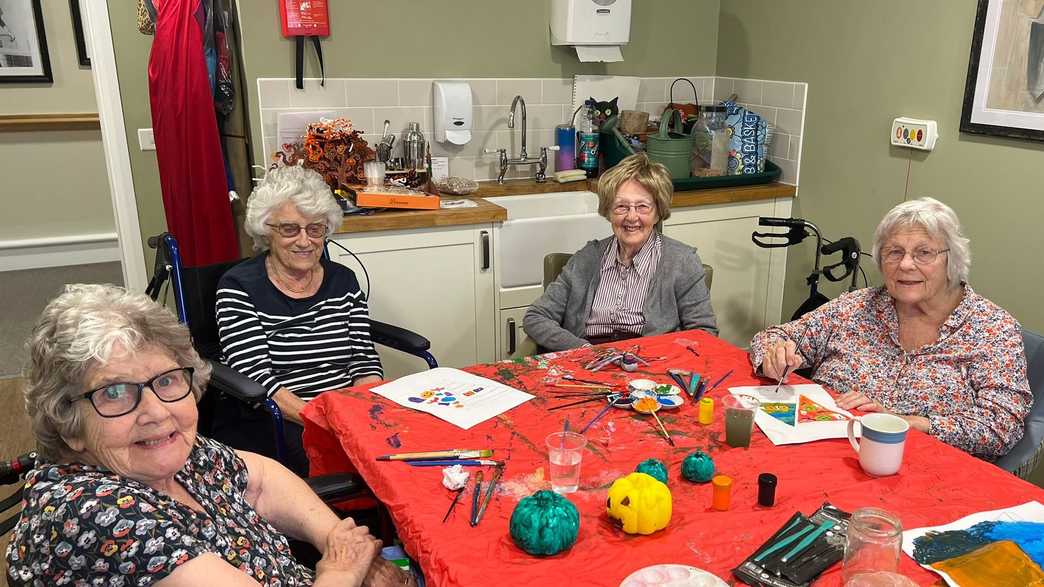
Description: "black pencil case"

(732, 503), (851, 587)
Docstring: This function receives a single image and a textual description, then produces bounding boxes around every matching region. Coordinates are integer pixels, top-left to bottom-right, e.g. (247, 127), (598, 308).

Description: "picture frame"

(69, 0), (90, 67)
(0, 0), (52, 83)
(960, 0), (1044, 141)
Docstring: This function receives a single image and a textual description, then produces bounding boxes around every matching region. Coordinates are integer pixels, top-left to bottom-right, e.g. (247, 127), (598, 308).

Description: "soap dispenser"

(433, 81), (472, 145)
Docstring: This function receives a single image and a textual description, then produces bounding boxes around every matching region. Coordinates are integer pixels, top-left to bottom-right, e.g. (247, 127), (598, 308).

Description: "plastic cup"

(364, 160), (386, 187)
(723, 394), (759, 448)
(546, 431), (586, 494)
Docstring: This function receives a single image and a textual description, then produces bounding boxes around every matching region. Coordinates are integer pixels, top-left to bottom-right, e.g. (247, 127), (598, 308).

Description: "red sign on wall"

(279, 0), (330, 37)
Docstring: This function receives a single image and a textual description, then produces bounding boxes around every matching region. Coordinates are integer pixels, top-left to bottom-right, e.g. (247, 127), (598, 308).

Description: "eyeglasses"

(75, 367), (195, 418)
(611, 202), (655, 216)
(266, 222), (329, 239)
(881, 247), (950, 265)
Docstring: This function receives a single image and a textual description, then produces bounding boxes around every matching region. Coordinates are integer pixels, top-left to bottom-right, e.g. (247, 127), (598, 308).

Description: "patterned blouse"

(6, 437), (314, 586)
(749, 285), (1032, 458)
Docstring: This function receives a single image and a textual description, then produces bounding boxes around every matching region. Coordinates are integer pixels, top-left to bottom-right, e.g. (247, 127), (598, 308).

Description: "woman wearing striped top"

(524, 154), (717, 351)
(216, 165), (382, 475)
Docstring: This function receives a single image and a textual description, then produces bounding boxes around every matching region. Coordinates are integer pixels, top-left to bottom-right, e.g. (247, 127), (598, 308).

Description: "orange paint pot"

(711, 475), (732, 511)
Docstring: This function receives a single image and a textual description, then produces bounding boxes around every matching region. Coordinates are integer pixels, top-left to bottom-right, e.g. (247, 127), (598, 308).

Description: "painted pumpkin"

(509, 490), (580, 556)
(606, 472), (672, 535)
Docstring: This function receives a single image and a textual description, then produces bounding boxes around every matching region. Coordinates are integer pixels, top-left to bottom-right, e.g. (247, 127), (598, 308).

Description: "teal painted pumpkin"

(635, 458), (669, 485)
(509, 490), (580, 556)
(682, 450), (715, 482)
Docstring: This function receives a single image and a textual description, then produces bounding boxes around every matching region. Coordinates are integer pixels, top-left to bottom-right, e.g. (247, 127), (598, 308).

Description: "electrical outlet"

(890, 117), (938, 151)
(137, 128), (156, 151)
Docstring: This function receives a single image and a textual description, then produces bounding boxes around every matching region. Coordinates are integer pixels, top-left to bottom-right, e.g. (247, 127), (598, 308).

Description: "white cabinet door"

(329, 225), (495, 379)
(497, 306), (538, 360)
(663, 198), (791, 347)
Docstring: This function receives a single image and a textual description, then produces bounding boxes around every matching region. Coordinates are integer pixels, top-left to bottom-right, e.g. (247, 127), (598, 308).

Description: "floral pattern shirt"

(749, 286), (1031, 458)
(6, 436), (314, 586)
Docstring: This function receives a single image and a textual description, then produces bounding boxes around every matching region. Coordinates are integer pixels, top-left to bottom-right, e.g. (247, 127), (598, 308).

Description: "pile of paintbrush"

(376, 449), (499, 468)
(732, 503), (851, 586)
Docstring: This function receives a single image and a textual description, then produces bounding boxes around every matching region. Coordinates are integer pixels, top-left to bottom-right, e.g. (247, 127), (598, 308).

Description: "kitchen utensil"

(403, 122), (426, 171)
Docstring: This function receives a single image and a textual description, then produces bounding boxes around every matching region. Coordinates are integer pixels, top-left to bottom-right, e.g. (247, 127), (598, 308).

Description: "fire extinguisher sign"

(279, 0), (330, 38)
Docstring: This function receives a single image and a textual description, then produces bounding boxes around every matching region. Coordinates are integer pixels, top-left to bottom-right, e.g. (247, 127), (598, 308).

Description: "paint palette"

(620, 564), (728, 587)
(630, 389), (684, 410)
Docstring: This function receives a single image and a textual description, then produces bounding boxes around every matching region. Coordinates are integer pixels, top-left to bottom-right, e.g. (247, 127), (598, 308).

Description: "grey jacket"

(524, 235), (718, 351)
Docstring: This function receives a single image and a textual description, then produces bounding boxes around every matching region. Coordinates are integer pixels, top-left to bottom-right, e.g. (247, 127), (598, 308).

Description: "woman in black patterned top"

(6, 284), (411, 585)
(216, 165), (383, 475)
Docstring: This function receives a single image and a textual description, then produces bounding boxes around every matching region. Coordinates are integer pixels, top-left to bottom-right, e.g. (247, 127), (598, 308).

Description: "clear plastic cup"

(364, 160), (386, 187)
(723, 394), (760, 448)
(545, 431), (586, 494)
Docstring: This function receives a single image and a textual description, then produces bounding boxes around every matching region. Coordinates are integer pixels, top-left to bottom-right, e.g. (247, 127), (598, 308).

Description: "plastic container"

(556, 124), (576, 172)
(577, 99), (600, 178)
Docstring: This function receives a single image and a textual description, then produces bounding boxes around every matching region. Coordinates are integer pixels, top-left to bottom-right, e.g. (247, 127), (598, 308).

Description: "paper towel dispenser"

(550, 0), (631, 62)
(433, 81), (472, 145)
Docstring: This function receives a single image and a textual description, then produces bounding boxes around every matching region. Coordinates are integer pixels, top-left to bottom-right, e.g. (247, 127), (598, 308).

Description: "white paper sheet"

(571, 75), (641, 122)
(728, 384), (854, 445)
(901, 501), (1044, 587)
(369, 367), (534, 430)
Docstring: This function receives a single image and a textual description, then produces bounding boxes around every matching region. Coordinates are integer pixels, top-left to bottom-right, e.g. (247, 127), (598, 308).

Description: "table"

(301, 330), (1044, 586)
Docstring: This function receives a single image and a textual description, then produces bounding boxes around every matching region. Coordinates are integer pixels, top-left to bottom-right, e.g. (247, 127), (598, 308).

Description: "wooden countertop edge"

(336, 181), (795, 235)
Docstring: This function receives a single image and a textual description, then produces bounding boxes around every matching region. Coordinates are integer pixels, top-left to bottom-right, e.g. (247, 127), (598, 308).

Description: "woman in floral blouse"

(6, 285), (411, 586)
(750, 197), (1031, 458)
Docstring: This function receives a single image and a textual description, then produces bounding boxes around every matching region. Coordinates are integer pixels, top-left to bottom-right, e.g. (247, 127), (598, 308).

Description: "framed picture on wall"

(0, 0), (52, 83)
(69, 0), (90, 67)
(960, 0), (1044, 141)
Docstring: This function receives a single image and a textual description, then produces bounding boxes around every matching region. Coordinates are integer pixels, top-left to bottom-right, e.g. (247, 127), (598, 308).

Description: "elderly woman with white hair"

(6, 284), (412, 586)
(215, 165), (382, 476)
(750, 197), (1031, 458)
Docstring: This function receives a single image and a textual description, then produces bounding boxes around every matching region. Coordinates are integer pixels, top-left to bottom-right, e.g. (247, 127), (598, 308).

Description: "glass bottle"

(577, 99), (600, 178)
(842, 508), (903, 586)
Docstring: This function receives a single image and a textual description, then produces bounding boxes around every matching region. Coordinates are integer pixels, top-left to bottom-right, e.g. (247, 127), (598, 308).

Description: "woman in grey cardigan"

(524, 154), (717, 351)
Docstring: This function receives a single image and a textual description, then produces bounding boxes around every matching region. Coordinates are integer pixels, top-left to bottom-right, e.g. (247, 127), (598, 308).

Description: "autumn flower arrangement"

(270, 117), (374, 192)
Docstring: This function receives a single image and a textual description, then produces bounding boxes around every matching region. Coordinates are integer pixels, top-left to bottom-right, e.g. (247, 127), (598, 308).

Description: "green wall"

(717, 0), (1044, 332)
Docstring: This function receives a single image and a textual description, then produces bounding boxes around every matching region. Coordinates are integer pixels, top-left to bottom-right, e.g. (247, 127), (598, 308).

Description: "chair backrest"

(542, 251), (713, 292)
(996, 329), (1044, 479)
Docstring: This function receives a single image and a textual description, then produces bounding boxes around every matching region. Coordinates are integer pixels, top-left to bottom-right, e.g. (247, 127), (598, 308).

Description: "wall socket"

(137, 128), (156, 151)
(890, 117), (938, 151)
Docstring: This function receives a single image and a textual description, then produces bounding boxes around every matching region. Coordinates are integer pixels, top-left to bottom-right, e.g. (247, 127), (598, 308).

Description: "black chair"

(996, 329), (1044, 480)
(0, 453), (37, 536)
(146, 233), (437, 471)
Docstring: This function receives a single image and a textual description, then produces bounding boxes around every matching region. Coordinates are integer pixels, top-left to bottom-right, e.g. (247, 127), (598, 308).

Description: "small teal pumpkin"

(635, 458), (669, 485)
(682, 450), (715, 483)
(509, 490), (580, 556)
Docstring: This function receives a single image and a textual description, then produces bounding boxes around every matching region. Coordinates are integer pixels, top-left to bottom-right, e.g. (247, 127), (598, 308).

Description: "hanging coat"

(148, 0), (239, 267)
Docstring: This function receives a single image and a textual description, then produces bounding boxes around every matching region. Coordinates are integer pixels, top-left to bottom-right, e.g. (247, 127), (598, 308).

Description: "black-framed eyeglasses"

(75, 367), (195, 418)
(266, 222), (329, 239)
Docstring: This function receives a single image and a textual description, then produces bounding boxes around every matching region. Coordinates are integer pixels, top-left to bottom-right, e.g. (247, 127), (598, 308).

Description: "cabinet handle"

(507, 318), (516, 355)
(480, 230), (490, 270)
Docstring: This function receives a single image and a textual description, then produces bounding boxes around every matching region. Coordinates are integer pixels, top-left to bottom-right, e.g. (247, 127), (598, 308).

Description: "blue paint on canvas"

(913, 520), (1044, 566)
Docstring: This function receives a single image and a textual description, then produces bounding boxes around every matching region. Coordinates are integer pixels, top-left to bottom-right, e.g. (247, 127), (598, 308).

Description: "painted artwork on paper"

(371, 367), (533, 429)
(730, 384), (853, 445)
(902, 501), (1044, 586)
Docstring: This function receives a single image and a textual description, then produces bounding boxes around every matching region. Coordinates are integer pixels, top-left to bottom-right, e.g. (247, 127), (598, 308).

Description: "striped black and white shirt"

(584, 233), (662, 338)
(215, 255), (383, 400)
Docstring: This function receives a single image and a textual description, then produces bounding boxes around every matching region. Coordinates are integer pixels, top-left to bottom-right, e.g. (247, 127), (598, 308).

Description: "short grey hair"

(24, 284), (211, 462)
(244, 164), (344, 251)
(872, 197), (971, 285)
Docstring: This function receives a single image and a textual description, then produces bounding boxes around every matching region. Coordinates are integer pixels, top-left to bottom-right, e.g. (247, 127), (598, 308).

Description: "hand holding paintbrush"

(762, 323), (812, 391)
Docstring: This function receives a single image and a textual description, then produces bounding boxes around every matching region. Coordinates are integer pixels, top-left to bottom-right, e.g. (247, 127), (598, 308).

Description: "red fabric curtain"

(148, 0), (239, 267)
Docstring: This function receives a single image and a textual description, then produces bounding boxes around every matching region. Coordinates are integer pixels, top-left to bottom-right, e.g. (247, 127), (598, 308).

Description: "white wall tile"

(372, 107), (431, 139)
(523, 104), (567, 131)
(289, 79), (347, 108)
(258, 79), (291, 108)
(776, 108), (803, 136)
(794, 83), (807, 110)
(328, 108), (376, 134)
(638, 101), (668, 120)
(542, 79), (573, 105)
(398, 79), (433, 107)
(448, 157), (476, 180)
(430, 130), (497, 158)
(346, 80), (398, 107)
(713, 77), (735, 101)
(639, 78), (667, 103)
(776, 158), (797, 185)
(762, 82), (797, 109)
(789, 135), (802, 161)
(497, 79), (542, 105)
(747, 105), (778, 126)
(732, 79), (764, 105)
(473, 105), (509, 131)
(769, 132), (790, 159)
(467, 79), (498, 106)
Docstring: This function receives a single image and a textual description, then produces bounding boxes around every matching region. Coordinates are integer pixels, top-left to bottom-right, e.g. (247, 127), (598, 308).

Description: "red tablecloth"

(302, 330), (1044, 586)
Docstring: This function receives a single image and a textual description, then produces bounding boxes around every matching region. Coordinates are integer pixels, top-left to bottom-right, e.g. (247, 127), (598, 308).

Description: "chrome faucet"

(485, 94), (558, 183)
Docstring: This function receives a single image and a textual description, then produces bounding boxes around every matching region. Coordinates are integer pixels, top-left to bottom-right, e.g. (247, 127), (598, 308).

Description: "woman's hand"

(364, 558), (416, 586)
(835, 391), (887, 413)
(901, 415), (931, 433)
(315, 518), (381, 587)
(761, 340), (803, 381)
(353, 375), (383, 387)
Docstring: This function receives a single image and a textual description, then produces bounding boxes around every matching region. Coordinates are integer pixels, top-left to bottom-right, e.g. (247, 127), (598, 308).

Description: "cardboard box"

(355, 188), (440, 210)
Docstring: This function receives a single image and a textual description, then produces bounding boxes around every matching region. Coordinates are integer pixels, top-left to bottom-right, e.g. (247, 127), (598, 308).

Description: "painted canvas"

(728, 384), (853, 445)
(902, 501), (1044, 586)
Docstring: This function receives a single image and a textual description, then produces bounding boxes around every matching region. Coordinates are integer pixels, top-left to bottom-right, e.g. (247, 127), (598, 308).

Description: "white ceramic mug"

(847, 413), (909, 476)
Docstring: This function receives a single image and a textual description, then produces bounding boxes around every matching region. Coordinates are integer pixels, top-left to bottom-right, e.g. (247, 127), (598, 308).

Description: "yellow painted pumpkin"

(605, 472), (672, 535)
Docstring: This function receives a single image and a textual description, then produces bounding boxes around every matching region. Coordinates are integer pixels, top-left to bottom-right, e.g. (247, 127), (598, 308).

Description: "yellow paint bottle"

(698, 397), (714, 425)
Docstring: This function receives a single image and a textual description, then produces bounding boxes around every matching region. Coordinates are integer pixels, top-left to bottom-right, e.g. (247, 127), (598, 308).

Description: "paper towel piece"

(575, 45), (623, 62)
(571, 75), (641, 120)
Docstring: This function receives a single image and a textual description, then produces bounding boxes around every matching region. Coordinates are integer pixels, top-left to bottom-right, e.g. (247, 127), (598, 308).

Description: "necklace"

(267, 257), (317, 294)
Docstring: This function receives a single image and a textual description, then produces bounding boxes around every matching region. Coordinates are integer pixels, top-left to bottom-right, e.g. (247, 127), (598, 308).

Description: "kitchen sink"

(486, 191), (611, 289)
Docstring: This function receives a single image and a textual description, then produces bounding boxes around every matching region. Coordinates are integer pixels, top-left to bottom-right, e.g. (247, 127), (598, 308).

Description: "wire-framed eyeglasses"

(266, 222), (329, 239)
(75, 367), (195, 418)
(881, 247), (949, 265)
(611, 202), (655, 216)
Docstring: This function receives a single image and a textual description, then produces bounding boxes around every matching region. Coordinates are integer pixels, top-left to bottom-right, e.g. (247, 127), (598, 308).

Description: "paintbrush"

(706, 369), (734, 394)
(650, 410), (675, 446)
(771, 323), (813, 394)
(471, 465), (504, 526)
(442, 488), (465, 523)
(548, 397), (604, 411)
(469, 470), (484, 526)
(407, 459), (501, 467)
(562, 374), (613, 386)
(376, 449), (492, 461)
(549, 382), (611, 390)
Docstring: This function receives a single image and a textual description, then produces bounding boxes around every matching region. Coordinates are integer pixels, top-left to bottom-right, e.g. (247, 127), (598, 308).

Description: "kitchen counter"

(335, 178), (796, 234)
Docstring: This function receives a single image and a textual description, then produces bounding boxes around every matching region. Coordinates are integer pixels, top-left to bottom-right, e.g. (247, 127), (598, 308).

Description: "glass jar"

(842, 508), (903, 586)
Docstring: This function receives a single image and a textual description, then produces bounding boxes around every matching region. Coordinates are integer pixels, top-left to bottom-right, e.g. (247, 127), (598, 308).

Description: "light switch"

(137, 128), (156, 151)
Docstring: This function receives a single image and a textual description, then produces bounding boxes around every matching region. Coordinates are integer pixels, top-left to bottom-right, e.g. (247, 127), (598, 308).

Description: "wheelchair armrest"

(306, 473), (368, 502)
(208, 361), (269, 404)
(371, 320), (431, 355)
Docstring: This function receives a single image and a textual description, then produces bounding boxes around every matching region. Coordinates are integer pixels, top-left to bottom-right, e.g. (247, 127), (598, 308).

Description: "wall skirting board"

(0, 233), (120, 272)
